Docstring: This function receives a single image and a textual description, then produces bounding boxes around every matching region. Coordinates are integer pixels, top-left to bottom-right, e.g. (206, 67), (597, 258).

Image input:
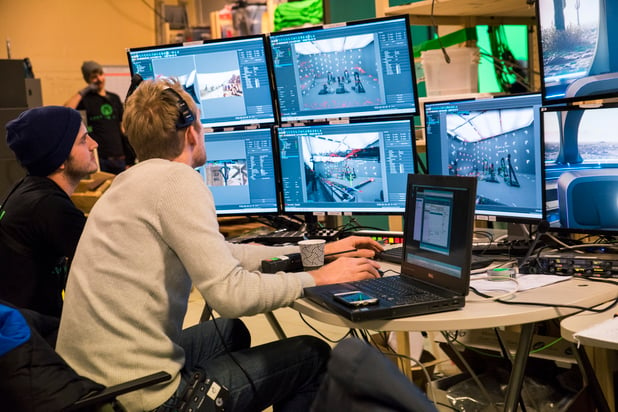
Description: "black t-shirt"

(77, 91), (125, 158)
(0, 177), (86, 317)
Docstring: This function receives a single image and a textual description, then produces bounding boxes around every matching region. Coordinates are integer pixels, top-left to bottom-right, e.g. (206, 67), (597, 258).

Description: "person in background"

(56, 78), (383, 412)
(0, 106), (98, 318)
(64, 60), (134, 174)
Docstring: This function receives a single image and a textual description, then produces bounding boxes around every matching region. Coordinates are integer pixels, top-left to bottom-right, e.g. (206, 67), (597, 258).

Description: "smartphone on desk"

(333, 291), (378, 307)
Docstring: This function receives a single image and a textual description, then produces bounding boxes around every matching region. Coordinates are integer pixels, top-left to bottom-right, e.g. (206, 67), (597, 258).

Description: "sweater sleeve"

(157, 167), (314, 318)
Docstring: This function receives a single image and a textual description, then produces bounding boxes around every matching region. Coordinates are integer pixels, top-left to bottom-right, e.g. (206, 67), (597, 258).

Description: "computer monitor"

(537, 0), (618, 104)
(541, 104), (618, 233)
(276, 118), (416, 214)
(268, 15), (419, 122)
(424, 93), (544, 222)
(126, 36), (276, 127)
(196, 128), (279, 215)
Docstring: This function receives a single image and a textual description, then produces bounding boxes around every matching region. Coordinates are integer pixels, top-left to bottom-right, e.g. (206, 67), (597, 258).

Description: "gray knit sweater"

(56, 159), (313, 411)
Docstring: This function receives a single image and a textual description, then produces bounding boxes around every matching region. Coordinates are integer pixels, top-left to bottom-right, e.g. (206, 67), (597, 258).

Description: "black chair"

(0, 302), (170, 411)
(310, 337), (438, 412)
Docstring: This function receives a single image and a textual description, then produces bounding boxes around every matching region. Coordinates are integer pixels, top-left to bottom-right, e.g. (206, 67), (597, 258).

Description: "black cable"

(203, 304), (261, 403)
(298, 312), (354, 343)
(430, 0), (451, 64)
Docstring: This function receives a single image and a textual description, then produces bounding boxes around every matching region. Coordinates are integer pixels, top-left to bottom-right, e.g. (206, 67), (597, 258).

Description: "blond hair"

(123, 78), (200, 161)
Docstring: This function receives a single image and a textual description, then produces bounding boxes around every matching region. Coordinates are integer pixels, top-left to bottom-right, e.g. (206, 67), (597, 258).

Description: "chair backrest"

(310, 338), (438, 412)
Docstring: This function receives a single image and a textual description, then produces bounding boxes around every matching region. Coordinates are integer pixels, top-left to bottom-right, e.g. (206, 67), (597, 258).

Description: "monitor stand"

(507, 222), (529, 241)
(303, 213), (320, 233)
(472, 222), (531, 256)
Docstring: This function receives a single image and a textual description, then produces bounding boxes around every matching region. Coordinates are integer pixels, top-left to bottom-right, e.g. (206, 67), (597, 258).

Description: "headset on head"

(162, 87), (196, 130)
(125, 74), (196, 130)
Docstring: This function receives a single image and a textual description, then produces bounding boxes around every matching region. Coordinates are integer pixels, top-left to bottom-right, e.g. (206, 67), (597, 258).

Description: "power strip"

(261, 253), (302, 273)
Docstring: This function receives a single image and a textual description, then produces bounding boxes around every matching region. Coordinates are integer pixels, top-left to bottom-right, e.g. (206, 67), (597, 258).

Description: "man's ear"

(185, 126), (198, 147)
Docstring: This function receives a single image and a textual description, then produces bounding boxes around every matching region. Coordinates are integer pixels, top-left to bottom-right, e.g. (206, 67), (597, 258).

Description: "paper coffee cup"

(298, 239), (326, 270)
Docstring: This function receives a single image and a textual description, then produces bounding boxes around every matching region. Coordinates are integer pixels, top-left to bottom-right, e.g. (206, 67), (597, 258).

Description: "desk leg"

(264, 312), (287, 340)
(504, 322), (535, 412)
(574, 344), (611, 412)
(395, 331), (413, 380)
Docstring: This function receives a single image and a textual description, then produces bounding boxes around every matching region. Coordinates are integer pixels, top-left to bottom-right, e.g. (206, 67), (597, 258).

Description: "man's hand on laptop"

(324, 236), (384, 259)
(309, 257), (382, 285)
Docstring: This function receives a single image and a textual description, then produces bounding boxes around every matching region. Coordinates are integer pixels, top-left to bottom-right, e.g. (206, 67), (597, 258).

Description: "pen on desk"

(325, 249), (357, 257)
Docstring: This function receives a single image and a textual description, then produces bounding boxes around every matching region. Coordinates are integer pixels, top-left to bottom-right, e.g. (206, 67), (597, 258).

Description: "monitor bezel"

(126, 34), (279, 128)
(423, 92), (545, 224)
(267, 14), (420, 123)
(274, 115), (418, 217)
(540, 102), (618, 236)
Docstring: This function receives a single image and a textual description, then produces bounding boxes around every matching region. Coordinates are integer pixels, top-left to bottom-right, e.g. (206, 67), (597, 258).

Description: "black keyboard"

(246, 228), (341, 245)
(379, 246), (500, 270)
(350, 276), (440, 305)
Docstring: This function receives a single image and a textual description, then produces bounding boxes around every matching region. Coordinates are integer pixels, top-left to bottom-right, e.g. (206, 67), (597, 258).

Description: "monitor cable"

(203, 304), (262, 405)
(518, 220), (549, 272)
(430, 0), (451, 64)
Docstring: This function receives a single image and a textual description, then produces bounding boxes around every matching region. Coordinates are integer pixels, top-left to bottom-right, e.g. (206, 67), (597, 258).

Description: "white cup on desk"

(298, 239), (326, 271)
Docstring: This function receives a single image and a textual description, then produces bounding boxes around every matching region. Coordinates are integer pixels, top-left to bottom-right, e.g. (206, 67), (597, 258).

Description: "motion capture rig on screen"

(276, 118), (417, 215)
(424, 93), (544, 224)
(268, 15), (419, 122)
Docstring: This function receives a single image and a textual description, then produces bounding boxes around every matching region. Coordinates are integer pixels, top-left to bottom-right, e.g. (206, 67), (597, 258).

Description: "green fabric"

(274, 0), (323, 32)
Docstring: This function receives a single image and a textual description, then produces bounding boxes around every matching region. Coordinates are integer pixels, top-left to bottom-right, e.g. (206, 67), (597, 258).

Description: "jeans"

(160, 318), (330, 411)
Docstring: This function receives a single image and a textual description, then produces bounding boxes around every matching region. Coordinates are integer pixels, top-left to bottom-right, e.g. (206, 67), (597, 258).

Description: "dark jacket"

(0, 302), (103, 411)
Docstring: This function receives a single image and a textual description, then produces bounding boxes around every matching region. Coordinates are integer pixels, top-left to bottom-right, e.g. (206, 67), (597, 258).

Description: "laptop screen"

(401, 174), (477, 295)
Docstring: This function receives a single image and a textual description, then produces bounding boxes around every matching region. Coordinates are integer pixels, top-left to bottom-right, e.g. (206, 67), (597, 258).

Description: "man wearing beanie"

(65, 60), (133, 174)
(0, 106), (99, 319)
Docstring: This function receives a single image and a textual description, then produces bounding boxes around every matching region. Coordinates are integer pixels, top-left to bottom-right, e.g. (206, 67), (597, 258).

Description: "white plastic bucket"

(421, 47), (480, 96)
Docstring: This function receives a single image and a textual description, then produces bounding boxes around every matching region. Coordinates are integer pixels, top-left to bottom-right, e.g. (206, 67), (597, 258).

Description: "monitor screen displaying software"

(127, 36), (276, 128)
(424, 93), (544, 222)
(276, 119), (416, 214)
(268, 16), (419, 122)
(405, 176), (477, 282)
(541, 104), (618, 233)
(196, 128), (279, 215)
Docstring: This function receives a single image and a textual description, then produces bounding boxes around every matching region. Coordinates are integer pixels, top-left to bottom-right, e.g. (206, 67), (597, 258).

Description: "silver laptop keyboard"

(349, 276), (442, 305)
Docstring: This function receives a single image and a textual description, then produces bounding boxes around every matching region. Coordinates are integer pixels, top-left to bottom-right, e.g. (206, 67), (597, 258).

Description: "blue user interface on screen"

(269, 16), (418, 122)
(127, 37), (275, 127)
(276, 119), (416, 214)
(196, 128), (279, 215)
(424, 93), (544, 222)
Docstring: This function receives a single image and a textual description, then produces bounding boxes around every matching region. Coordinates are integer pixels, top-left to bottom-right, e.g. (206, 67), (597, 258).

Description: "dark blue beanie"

(6, 106), (82, 177)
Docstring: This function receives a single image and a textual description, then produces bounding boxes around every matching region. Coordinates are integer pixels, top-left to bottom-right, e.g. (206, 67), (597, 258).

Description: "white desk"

(293, 275), (618, 412)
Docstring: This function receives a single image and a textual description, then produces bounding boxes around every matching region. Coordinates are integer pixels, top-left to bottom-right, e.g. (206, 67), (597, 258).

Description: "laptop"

(303, 174), (478, 321)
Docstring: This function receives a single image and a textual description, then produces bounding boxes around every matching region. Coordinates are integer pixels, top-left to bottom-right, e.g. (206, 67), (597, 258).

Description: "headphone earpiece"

(163, 88), (196, 130)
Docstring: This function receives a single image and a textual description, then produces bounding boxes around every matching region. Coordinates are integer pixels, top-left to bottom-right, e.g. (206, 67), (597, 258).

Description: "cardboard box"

(71, 171), (115, 214)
